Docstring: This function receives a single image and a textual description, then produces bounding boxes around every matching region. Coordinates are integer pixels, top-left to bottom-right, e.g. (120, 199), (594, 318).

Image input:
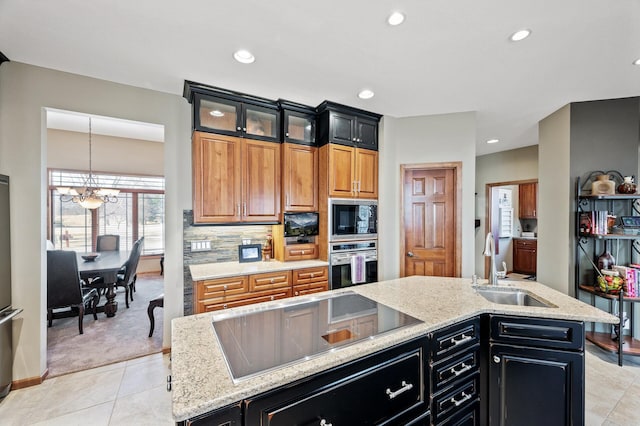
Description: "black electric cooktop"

(211, 291), (423, 382)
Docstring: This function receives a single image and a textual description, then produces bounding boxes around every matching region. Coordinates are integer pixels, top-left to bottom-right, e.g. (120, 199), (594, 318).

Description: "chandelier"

(58, 117), (119, 209)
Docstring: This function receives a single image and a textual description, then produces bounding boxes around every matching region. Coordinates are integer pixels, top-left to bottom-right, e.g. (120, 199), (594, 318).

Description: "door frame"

(484, 179), (538, 278)
(399, 162), (463, 277)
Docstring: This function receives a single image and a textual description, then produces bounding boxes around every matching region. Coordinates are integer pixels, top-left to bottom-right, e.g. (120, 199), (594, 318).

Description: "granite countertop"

(189, 259), (329, 281)
(171, 276), (617, 421)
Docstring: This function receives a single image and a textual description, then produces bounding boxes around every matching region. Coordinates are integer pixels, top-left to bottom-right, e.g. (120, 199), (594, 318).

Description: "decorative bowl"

(81, 253), (99, 261)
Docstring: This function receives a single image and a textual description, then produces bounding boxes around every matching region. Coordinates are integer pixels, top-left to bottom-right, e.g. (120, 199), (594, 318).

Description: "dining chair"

(96, 234), (120, 252)
(115, 237), (144, 308)
(47, 250), (99, 335)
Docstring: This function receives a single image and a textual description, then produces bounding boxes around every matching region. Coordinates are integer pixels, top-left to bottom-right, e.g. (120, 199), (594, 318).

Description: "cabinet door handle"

(450, 362), (472, 377)
(310, 273), (314, 278)
(222, 304), (228, 309)
(352, 137), (357, 142)
(493, 355), (501, 363)
(236, 126), (242, 131)
(242, 127), (247, 132)
(320, 420), (332, 426)
(236, 203), (240, 215)
(243, 203), (247, 216)
(270, 295), (275, 300)
(450, 333), (473, 346)
(285, 132), (289, 137)
(450, 391), (472, 407)
(357, 181), (361, 192)
(223, 285), (228, 290)
(270, 278), (275, 283)
(386, 380), (414, 399)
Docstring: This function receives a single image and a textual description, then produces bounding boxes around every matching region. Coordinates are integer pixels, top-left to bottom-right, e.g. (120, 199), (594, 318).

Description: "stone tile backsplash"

(182, 210), (271, 315)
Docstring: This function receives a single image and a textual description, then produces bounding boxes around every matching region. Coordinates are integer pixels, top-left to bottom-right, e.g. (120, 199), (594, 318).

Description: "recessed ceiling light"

(358, 89), (375, 99)
(633, 58), (640, 66)
(233, 49), (255, 64)
(387, 11), (405, 26)
(487, 139), (500, 144)
(510, 29), (531, 42)
(210, 110), (224, 117)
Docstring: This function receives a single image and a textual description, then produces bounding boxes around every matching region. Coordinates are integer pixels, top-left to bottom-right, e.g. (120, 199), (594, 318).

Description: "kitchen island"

(171, 276), (617, 425)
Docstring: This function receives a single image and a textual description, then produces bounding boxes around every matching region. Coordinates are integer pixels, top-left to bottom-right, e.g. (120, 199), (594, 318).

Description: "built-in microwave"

(328, 198), (378, 241)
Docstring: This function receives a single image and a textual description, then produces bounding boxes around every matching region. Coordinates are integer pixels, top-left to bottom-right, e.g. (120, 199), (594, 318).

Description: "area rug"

(46, 275), (164, 377)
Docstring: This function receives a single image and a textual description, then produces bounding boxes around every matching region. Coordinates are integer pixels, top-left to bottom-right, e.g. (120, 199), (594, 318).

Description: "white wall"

(0, 62), (191, 382)
(538, 105), (571, 294)
(379, 112), (477, 280)
(475, 146), (538, 277)
(47, 129), (164, 176)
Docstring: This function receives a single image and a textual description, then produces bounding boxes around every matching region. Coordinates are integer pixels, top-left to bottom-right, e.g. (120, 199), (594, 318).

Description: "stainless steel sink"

(472, 286), (556, 308)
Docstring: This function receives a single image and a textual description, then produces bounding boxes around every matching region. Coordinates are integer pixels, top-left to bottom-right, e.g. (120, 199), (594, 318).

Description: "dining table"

(76, 251), (130, 317)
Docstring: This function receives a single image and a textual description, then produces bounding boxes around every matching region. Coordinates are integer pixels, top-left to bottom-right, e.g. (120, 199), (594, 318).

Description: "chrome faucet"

(483, 232), (498, 285)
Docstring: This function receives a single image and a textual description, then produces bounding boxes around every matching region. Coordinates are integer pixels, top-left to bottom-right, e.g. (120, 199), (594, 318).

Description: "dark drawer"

(436, 399), (479, 426)
(246, 337), (429, 426)
(431, 344), (480, 394)
(490, 315), (584, 351)
(432, 374), (479, 423)
(431, 317), (480, 362)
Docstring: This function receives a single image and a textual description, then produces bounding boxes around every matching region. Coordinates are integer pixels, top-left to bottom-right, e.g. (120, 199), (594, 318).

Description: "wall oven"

(328, 198), (377, 241)
(329, 240), (378, 290)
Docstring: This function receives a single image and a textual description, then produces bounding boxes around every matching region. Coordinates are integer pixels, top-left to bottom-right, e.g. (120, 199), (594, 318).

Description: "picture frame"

(238, 244), (262, 263)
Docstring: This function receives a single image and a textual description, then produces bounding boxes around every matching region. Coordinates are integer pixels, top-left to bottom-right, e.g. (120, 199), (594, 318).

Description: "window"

(49, 170), (164, 255)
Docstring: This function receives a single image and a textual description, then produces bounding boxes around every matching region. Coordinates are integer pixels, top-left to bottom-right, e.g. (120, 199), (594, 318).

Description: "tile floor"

(0, 344), (638, 425)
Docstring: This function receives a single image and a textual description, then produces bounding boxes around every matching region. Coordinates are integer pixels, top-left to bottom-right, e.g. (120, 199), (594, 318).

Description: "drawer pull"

(310, 273), (314, 278)
(450, 333), (473, 347)
(223, 285), (228, 290)
(386, 380), (413, 400)
(450, 391), (472, 407)
(320, 420), (332, 426)
(450, 362), (472, 377)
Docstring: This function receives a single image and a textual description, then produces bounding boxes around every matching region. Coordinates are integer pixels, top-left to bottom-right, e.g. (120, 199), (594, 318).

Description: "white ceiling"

(2, 0), (639, 155)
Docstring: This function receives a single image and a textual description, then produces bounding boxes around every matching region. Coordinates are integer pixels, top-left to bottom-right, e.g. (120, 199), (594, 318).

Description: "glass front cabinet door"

(279, 100), (317, 146)
(194, 93), (280, 142)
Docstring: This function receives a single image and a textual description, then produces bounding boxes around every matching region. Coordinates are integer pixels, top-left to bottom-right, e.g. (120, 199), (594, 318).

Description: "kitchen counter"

(171, 276), (617, 422)
(189, 259), (329, 281)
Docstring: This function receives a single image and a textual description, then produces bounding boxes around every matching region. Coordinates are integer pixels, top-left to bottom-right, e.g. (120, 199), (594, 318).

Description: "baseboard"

(12, 368), (48, 390)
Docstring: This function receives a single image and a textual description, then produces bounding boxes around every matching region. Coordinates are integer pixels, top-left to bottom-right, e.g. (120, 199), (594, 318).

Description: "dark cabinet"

(177, 402), (242, 426)
(512, 238), (537, 275)
(317, 101), (382, 150)
(185, 81), (281, 142)
(429, 317), (481, 425)
(244, 336), (430, 425)
(518, 182), (537, 218)
(488, 315), (584, 426)
(279, 100), (317, 146)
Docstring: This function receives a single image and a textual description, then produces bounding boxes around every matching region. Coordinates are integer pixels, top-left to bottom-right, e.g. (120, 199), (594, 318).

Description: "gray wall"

(475, 145), (539, 277)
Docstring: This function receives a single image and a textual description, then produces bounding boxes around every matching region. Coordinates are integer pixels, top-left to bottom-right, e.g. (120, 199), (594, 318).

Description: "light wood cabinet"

(325, 144), (378, 199)
(513, 238), (537, 275)
(292, 266), (328, 297)
(282, 143), (318, 212)
(192, 132), (281, 224)
(194, 267), (327, 314)
(519, 182), (537, 218)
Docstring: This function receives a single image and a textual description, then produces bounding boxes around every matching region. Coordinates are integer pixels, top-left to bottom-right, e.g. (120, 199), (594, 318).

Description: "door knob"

(493, 355), (501, 363)
(407, 252), (414, 257)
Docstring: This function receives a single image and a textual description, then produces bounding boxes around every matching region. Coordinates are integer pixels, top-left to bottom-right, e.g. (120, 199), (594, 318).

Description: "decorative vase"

(597, 241), (615, 270)
(617, 176), (637, 194)
(591, 174), (615, 195)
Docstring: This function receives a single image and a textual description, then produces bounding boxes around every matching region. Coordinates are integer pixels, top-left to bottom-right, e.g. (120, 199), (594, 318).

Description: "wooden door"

(192, 132), (242, 223)
(243, 140), (281, 222)
(402, 167), (456, 277)
(328, 144), (356, 198)
(355, 149), (378, 198)
(282, 143), (318, 211)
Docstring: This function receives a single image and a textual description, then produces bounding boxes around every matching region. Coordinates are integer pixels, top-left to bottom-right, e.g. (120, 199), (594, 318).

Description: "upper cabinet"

(282, 143), (318, 212)
(279, 100), (317, 146)
(324, 144), (378, 199)
(519, 182), (538, 219)
(185, 81), (281, 143)
(192, 132), (281, 224)
(316, 101), (382, 151)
